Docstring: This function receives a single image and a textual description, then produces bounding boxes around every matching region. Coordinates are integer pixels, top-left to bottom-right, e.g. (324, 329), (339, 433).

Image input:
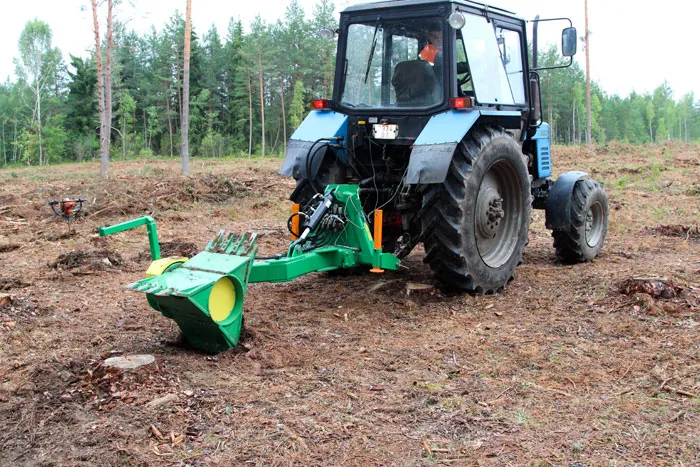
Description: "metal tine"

(143, 284), (164, 295)
(225, 232), (246, 254)
(218, 230), (233, 252)
(241, 233), (258, 256)
(206, 229), (227, 252)
(154, 288), (175, 297)
(222, 231), (237, 254)
(222, 231), (238, 253)
(229, 232), (259, 256)
(127, 281), (150, 292)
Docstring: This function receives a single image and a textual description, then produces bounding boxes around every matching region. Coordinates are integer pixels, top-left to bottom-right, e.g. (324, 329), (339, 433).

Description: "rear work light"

(449, 97), (473, 110)
(311, 99), (332, 110)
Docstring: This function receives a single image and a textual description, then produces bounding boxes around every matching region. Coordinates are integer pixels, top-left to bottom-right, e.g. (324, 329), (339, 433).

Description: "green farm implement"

(99, 185), (398, 353)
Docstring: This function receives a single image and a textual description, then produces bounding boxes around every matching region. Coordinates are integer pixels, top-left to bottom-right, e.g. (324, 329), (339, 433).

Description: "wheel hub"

(476, 187), (504, 239)
(585, 201), (604, 247)
(473, 160), (524, 270)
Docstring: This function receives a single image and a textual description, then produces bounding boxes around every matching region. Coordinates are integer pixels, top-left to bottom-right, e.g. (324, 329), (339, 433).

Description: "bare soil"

(0, 146), (698, 466)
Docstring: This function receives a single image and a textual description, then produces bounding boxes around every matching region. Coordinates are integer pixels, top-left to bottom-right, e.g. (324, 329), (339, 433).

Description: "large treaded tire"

(551, 179), (608, 262)
(421, 127), (532, 294)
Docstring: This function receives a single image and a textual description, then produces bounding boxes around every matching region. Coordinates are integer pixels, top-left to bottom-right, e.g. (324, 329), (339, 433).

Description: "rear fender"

(406, 110), (521, 184)
(279, 110), (348, 179)
(544, 171), (588, 231)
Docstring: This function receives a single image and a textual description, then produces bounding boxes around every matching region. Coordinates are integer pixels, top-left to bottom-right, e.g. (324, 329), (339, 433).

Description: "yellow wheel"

(145, 257), (188, 277)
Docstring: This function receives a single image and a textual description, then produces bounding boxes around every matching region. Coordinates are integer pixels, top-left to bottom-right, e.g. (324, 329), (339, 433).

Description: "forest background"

(1, 0), (698, 167)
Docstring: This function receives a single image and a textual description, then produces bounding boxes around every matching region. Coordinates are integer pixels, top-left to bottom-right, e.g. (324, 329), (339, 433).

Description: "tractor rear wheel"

(421, 127), (531, 293)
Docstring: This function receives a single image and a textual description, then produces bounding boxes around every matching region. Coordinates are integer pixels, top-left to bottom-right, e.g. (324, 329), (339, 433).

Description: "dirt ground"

(0, 144), (698, 466)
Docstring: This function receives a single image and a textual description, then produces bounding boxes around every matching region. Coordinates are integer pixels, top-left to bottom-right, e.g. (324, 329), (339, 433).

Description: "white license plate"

(372, 124), (399, 140)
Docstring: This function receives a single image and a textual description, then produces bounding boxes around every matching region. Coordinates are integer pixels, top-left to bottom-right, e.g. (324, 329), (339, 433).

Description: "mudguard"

(279, 110), (348, 179)
(405, 110), (521, 184)
(544, 171), (588, 231)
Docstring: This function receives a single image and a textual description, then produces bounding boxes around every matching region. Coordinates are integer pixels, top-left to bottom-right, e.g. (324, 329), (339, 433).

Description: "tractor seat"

(392, 60), (439, 107)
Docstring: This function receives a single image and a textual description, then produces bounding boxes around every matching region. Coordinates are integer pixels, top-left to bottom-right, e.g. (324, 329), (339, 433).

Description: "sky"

(0, 0), (697, 101)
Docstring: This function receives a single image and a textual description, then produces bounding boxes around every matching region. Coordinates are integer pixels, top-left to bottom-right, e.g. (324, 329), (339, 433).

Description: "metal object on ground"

(49, 198), (85, 232)
(99, 184), (399, 353)
(98, 216), (161, 260)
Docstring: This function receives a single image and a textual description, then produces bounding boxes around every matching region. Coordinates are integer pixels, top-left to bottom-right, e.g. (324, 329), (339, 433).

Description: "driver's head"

(419, 22), (443, 64)
(427, 29), (443, 48)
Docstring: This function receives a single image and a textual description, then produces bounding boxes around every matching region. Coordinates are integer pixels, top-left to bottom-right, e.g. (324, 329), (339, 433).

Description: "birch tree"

(15, 20), (60, 165)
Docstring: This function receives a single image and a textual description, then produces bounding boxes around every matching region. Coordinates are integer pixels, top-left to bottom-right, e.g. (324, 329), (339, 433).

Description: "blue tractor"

(280, 0), (609, 293)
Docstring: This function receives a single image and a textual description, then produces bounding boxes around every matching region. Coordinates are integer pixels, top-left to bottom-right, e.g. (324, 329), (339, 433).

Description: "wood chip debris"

(145, 393), (178, 408)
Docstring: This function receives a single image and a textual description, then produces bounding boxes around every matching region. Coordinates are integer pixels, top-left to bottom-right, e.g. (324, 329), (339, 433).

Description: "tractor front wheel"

(421, 127), (532, 293)
(550, 179), (609, 262)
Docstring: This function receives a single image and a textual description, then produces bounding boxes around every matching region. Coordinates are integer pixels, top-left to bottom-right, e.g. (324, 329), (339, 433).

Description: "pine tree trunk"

(280, 76), (287, 156)
(247, 69), (253, 158)
(35, 82), (43, 165)
(13, 119), (17, 163)
(166, 83), (173, 157)
(572, 103), (576, 145)
(175, 50), (182, 129)
(258, 52), (265, 157)
(2, 121), (6, 165)
(92, 0), (108, 177)
(271, 115), (280, 154)
(122, 110), (126, 160)
(548, 77), (553, 142)
(105, 0), (113, 160)
(181, 0), (192, 175)
(584, 0), (592, 145)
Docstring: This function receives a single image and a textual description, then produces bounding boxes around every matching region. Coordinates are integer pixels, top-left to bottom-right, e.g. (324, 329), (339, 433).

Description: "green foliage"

(289, 80), (307, 130)
(2, 6), (700, 168)
(538, 45), (699, 145)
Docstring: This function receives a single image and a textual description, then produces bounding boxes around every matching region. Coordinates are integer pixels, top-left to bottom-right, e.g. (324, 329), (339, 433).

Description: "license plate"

(372, 124), (399, 140)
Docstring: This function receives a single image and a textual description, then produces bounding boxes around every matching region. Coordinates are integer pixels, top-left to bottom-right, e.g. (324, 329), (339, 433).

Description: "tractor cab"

(335, 0), (530, 120)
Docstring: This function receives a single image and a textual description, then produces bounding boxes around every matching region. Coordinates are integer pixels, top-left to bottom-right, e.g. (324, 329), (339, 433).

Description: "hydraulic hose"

(304, 136), (345, 195)
(289, 189), (336, 251)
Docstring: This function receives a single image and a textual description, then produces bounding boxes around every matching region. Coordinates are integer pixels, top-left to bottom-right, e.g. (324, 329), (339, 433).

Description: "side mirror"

(319, 28), (336, 40)
(561, 27), (577, 57)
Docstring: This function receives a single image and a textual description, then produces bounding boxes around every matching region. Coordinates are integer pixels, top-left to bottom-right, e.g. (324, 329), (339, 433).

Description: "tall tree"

(584, 0), (591, 144)
(65, 55), (98, 160)
(311, 0), (337, 98)
(249, 16), (271, 157)
(181, 0), (192, 174)
(91, 0), (114, 177)
(15, 19), (60, 165)
(105, 0), (114, 161)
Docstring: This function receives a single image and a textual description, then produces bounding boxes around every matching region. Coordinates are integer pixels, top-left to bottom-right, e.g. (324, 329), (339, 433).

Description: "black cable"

(302, 136), (345, 195)
(254, 254), (284, 260)
(305, 142), (331, 195)
(287, 211), (309, 237)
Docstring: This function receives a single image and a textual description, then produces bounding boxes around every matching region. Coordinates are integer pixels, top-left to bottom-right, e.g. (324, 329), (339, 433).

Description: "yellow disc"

(209, 277), (236, 323)
(145, 257), (188, 277)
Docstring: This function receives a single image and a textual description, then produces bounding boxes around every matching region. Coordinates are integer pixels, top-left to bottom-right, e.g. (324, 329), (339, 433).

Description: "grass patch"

(512, 408), (538, 427)
(651, 207), (669, 222)
(613, 175), (632, 191)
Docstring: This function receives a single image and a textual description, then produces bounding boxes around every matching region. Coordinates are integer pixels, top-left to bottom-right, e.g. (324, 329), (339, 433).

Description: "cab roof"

(341, 0), (517, 18)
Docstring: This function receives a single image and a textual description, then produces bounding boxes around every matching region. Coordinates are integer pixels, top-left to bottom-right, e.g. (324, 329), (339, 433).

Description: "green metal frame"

(98, 185), (399, 353)
(98, 216), (161, 260)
